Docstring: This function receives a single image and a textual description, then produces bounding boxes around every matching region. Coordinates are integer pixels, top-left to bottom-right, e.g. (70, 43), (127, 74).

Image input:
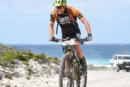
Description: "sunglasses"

(56, 6), (64, 9)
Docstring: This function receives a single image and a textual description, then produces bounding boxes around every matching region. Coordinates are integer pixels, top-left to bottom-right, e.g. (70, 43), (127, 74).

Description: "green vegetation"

(5, 73), (12, 79)
(0, 61), (6, 69)
(26, 76), (30, 80)
(11, 65), (17, 68)
(26, 65), (32, 72)
(42, 66), (47, 69)
(0, 44), (61, 69)
(52, 57), (60, 65)
(41, 72), (43, 75)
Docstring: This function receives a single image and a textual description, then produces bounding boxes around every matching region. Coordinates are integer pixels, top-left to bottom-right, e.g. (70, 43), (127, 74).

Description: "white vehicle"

(110, 54), (130, 72)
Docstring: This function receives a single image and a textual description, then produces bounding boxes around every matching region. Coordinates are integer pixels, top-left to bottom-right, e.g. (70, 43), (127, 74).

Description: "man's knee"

(74, 45), (81, 52)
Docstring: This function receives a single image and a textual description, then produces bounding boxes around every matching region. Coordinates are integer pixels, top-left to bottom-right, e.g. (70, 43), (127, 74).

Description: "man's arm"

(48, 21), (55, 37)
(80, 17), (91, 34)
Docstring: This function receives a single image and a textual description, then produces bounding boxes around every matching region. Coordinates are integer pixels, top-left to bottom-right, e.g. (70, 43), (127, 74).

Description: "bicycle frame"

(65, 45), (80, 80)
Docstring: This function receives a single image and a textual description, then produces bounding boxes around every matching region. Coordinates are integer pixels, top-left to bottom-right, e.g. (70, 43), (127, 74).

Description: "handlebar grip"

(53, 38), (59, 42)
(82, 38), (87, 41)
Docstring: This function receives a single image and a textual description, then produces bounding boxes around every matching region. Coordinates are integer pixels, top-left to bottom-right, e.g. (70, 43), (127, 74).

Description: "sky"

(0, 0), (130, 45)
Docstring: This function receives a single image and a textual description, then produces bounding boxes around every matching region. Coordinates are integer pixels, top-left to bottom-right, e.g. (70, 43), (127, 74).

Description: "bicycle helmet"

(54, 0), (67, 7)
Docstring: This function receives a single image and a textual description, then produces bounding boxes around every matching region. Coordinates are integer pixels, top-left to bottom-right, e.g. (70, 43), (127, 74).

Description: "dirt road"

(43, 70), (130, 87)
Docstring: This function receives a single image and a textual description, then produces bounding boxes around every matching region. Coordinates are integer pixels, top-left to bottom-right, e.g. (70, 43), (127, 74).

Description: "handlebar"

(53, 37), (89, 44)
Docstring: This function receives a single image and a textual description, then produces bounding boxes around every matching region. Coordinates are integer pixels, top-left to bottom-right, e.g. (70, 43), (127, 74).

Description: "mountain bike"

(53, 37), (89, 87)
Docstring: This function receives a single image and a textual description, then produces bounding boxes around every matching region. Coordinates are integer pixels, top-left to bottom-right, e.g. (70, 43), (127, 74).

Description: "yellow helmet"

(54, 0), (67, 7)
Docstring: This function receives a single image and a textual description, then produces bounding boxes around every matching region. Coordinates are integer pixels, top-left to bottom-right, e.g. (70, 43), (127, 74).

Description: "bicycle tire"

(59, 54), (87, 87)
(59, 54), (71, 87)
(76, 62), (80, 87)
(80, 57), (87, 87)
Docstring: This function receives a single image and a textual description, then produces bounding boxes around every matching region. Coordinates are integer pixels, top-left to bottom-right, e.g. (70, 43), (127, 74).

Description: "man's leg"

(62, 45), (70, 72)
(74, 45), (83, 59)
(65, 52), (70, 72)
(74, 45), (86, 73)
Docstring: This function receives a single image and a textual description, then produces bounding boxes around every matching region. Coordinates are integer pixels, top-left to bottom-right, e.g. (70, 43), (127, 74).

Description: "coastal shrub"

(16, 53), (28, 61)
(9, 47), (14, 50)
(35, 53), (45, 60)
(26, 76), (30, 80)
(28, 52), (35, 59)
(20, 51), (35, 60)
(21, 51), (28, 55)
(35, 55), (42, 60)
(46, 57), (52, 62)
(5, 73), (12, 79)
(0, 61), (6, 69)
(41, 72), (43, 75)
(34, 58), (38, 61)
(11, 65), (16, 68)
(0, 51), (16, 64)
(52, 57), (60, 65)
(0, 51), (5, 56)
(2, 65), (6, 69)
(22, 60), (29, 65)
(26, 66), (32, 72)
(42, 66), (47, 69)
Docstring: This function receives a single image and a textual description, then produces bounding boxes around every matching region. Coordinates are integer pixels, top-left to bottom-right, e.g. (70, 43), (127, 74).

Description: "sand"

(43, 70), (130, 87)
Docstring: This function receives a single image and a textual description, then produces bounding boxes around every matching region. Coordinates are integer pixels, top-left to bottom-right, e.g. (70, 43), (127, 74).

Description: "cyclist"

(48, 0), (92, 73)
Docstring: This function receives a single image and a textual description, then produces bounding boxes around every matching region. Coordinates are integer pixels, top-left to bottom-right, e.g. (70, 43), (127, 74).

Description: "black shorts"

(62, 32), (80, 53)
(62, 32), (78, 39)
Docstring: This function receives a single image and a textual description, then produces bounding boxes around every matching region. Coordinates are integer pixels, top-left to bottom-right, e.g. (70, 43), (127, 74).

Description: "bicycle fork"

(69, 55), (81, 87)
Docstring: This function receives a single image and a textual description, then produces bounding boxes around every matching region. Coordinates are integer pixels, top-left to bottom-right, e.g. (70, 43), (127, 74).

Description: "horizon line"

(5, 43), (130, 45)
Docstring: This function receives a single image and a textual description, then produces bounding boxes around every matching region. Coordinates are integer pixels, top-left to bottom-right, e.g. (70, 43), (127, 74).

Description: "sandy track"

(88, 70), (130, 87)
(43, 70), (130, 87)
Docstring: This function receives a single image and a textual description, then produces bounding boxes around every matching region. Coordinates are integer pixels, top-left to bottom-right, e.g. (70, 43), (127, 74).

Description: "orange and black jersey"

(50, 7), (83, 22)
(50, 6), (83, 34)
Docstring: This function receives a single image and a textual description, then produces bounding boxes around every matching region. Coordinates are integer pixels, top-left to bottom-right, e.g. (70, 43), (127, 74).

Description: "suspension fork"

(70, 56), (74, 74)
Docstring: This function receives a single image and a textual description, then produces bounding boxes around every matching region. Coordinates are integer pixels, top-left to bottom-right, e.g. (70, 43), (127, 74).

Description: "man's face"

(56, 6), (65, 15)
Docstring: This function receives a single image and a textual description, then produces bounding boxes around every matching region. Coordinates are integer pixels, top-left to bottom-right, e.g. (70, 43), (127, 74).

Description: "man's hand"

(49, 36), (55, 41)
(87, 33), (92, 41)
(49, 36), (59, 42)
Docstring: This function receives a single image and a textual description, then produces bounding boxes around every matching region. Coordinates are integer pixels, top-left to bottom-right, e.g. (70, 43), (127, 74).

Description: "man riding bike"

(48, 0), (92, 74)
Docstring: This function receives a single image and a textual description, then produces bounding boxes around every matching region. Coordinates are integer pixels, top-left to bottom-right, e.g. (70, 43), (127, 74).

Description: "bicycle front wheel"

(59, 54), (73, 87)
(80, 57), (87, 87)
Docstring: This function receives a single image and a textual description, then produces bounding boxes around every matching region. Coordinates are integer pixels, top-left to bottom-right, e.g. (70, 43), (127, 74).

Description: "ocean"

(7, 44), (130, 65)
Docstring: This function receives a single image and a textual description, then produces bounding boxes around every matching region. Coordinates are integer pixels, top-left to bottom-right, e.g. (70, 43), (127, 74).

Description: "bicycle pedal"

(80, 72), (86, 76)
(63, 73), (70, 78)
(80, 74), (87, 77)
